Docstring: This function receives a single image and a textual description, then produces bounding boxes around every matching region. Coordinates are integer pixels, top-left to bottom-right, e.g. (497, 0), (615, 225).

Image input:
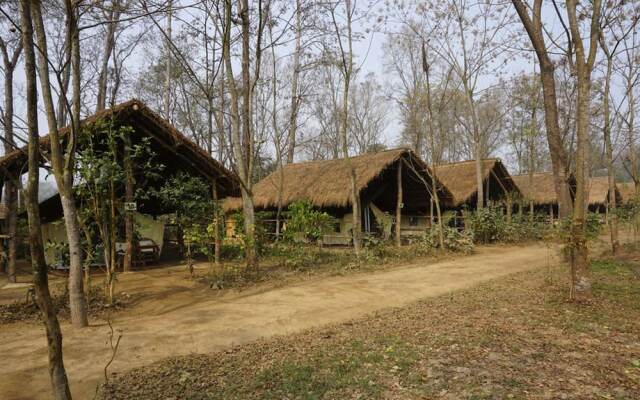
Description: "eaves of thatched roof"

(0, 99), (239, 197)
(224, 148), (448, 212)
(432, 158), (518, 206)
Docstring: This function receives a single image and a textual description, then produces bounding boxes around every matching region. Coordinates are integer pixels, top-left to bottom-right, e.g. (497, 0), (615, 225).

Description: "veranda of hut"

(0, 100), (238, 267)
(224, 148), (453, 244)
(432, 159), (520, 224)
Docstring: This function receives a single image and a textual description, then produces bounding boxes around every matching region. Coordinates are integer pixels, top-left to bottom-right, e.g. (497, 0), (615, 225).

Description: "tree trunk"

(396, 162), (402, 247)
(123, 133), (134, 272)
(164, 0), (173, 120)
(474, 148), (484, 210)
(0, 37), (21, 283)
(212, 182), (221, 266)
(600, 38), (619, 254)
(95, 2), (120, 112)
(511, 0), (573, 219)
(240, 186), (257, 268)
(33, 0), (88, 327)
(566, 0), (601, 302)
(20, 0), (72, 396)
(286, 0), (302, 164)
(421, 41), (444, 249)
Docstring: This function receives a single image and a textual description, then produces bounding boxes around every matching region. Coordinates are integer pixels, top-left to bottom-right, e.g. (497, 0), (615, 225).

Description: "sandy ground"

(0, 243), (560, 400)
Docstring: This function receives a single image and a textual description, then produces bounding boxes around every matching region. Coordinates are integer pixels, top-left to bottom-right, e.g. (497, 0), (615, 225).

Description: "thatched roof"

(512, 173), (559, 205)
(588, 176), (620, 206)
(0, 99), (239, 197)
(618, 182), (636, 204)
(224, 148), (445, 211)
(432, 158), (518, 206)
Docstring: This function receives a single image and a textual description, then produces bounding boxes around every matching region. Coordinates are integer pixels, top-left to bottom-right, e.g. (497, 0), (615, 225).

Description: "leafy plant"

(285, 201), (337, 243)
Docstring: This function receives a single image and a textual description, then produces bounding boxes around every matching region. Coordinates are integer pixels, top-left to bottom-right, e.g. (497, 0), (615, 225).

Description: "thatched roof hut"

(511, 173), (558, 205)
(618, 182), (636, 205)
(432, 158), (519, 207)
(0, 99), (239, 198)
(588, 176), (621, 206)
(511, 172), (578, 206)
(224, 148), (452, 212)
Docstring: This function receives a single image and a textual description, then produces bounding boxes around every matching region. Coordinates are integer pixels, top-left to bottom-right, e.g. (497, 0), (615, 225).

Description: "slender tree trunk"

(123, 133), (134, 271)
(222, 0), (259, 268)
(421, 41), (444, 249)
(511, 0), (573, 219)
(474, 141), (484, 209)
(21, 0), (72, 396)
(286, 0), (302, 164)
(212, 181), (221, 265)
(33, 0), (88, 327)
(566, 0), (601, 301)
(396, 162), (402, 246)
(335, 0), (361, 255)
(56, 14), (71, 128)
(0, 38), (21, 283)
(96, 1), (120, 112)
(164, 0), (173, 120)
(600, 38), (619, 254)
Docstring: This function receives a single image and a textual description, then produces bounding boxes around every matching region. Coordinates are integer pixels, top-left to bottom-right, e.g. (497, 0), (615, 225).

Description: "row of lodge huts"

(223, 150), (522, 242)
(224, 150), (637, 244)
(0, 100), (636, 267)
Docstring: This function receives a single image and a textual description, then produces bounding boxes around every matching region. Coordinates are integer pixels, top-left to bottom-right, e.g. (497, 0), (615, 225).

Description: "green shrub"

(220, 243), (244, 261)
(467, 207), (506, 243)
(285, 201), (337, 243)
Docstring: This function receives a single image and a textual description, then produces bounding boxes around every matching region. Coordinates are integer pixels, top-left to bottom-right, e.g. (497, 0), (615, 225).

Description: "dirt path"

(0, 243), (559, 400)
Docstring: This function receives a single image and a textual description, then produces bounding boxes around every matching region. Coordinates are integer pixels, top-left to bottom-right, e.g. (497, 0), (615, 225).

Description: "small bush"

(285, 201), (337, 243)
(220, 243), (244, 261)
(467, 207), (506, 243)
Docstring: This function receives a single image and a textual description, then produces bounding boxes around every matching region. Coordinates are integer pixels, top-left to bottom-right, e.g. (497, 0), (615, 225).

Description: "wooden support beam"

(396, 162), (402, 247)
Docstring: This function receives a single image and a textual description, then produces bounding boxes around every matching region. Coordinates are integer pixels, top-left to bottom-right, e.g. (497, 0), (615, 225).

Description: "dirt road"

(0, 243), (559, 399)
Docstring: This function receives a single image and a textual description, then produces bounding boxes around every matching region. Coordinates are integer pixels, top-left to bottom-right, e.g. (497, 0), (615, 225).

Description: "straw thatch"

(618, 182), (636, 204)
(224, 148), (441, 211)
(512, 172), (559, 205)
(588, 176), (620, 206)
(0, 99), (239, 196)
(432, 158), (517, 206)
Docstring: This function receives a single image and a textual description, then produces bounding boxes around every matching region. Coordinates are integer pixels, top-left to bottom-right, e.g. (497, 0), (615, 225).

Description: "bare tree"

(32, 0), (89, 327)
(511, 0), (574, 219)
(427, 0), (513, 210)
(325, 0), (361, 255)
(565, 0), (602, 301)
(222, 0), (270, 268)
(0, 13), (22, 284)
(598, 3), (639, 254)
(20, 0), (72, 396)
(349, 73), (388, 154)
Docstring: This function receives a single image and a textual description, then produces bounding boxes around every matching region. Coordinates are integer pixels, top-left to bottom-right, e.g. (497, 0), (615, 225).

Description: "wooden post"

(212, 180), (221, 266)
(123, 133), (134, 272)
(549, 204), (554, 223)
(396, 162), (402, 247)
